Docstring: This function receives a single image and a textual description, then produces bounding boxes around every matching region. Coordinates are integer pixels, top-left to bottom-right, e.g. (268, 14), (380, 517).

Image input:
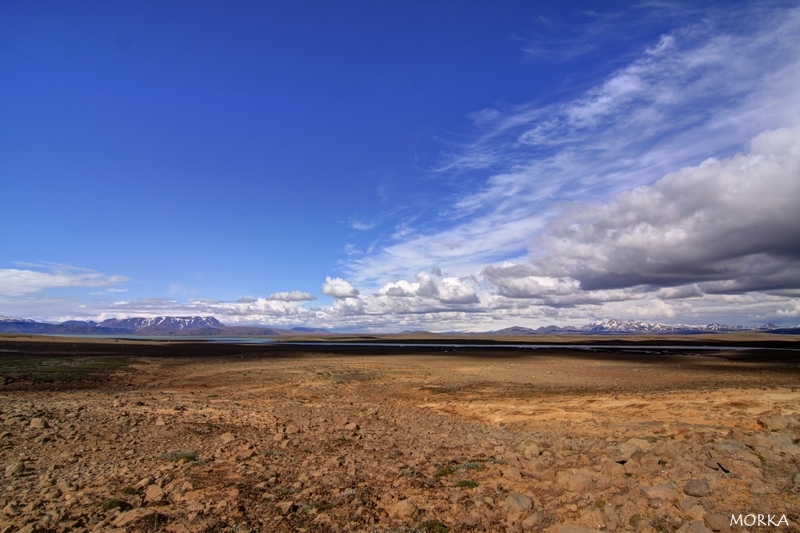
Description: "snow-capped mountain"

(494, 319), (792, 335)
(99, 316), (224, 331)
(0, 315), (36, 323)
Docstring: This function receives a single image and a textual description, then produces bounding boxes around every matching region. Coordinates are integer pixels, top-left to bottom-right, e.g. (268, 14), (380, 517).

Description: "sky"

(2, 1), (800, 332)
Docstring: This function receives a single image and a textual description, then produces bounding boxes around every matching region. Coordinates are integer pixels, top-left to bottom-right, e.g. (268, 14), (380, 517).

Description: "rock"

(676, 521), (713, 533)
(757, 413), (789, 431)
(715, 439), (745, 453)
(504, 492), (532, 515)
(343, 422), (359, 431)
(275, 500), (295, 515)
(29, 418), (48, 429)
(522, 512), (543, 531)
(563, 474), (594, 492)
(285, 424), (300, 434)
(2, 503), (18, 516)
(220, 432), (235, 444)
(134, 476), (153, 489)
(578, 509), (604, 529)
(113, 508), (157, 527)
(390, 499), (418, 519)
(677, 497), (698, 511)
(640, 483), (677, 500)
(504, 466), (523, 480)
(547, 525), (603, 533)
(4, 462), (25, 477)
(683, 479), (710, 497)
(704, 513), (731, 532)
(614, 442), (640, 463)
(155, 417), (165, 426)
(523, 444), (541, 459)
(144, 484), (165, 504)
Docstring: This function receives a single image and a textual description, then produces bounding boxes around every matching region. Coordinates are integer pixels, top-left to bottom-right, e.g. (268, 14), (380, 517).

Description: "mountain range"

(0, 315), (797, 336)
(0, 315), (327, 336)
(491, 319), (798, 335)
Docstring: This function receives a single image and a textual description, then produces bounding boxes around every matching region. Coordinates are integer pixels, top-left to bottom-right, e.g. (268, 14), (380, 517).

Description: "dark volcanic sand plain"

(0, 334), (799, 533)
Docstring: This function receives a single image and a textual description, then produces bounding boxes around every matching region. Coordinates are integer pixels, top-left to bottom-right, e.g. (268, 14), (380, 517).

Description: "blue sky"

(2, 1), (800, 331)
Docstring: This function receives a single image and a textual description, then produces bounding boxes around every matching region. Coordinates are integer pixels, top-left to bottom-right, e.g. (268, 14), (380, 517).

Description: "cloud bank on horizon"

(2, 2), (799, 331)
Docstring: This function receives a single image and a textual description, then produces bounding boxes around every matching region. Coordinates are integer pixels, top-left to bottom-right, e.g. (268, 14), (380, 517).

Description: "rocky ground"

(0, 337), (799, 532)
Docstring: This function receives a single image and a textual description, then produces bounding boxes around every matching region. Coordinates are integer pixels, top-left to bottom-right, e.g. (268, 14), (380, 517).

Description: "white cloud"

(267, 290), (316, 302)
(343, 4), (800, 291)
(0, 265), (128, 296)
(321, 277), (360, 299)
(349, 220), (375, 231)
(530, 128), (800, 293)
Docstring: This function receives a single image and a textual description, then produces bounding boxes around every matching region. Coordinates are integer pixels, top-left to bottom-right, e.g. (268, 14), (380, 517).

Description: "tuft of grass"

(417, 520), (449, 533)
(121, 486), (138, 495)
(594, 500), (606, 509)
(100, 498), (130, 511)
(158, 451), (197, 462)
(434, 466), (456, 478)
(435, 460), (485, 479)
(455, 479), (477, 489)
(264, 450), (283, 457)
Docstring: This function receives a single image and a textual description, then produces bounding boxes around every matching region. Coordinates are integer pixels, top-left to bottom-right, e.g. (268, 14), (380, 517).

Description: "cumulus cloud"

(530, 128), (800, 293)
(378, 271), (479, 305)
(321, 277), (360, 299)
(267, 290), (316, 302)
(0, 264), (128, 296)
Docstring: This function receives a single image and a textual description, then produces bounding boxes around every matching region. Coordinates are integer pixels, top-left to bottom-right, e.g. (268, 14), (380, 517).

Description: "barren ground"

(1, 336), (799, 533)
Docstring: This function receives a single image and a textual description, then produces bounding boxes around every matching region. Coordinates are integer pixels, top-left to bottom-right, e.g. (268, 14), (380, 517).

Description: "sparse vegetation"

(434, 466), (456, 478)
(455, 479), (477, 489)
(158, 451), (197, 462)
(417, 520), (449, 533)
(100, 498), (130, 511)
(121, 486), (138, 495)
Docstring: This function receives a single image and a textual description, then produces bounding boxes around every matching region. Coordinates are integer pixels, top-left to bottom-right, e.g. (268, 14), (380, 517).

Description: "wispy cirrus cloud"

(0, 263), (128, 296)
(344, 3), (800, 292)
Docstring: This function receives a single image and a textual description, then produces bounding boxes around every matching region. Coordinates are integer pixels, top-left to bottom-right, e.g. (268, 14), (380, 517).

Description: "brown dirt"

(1, 337), (799, 533)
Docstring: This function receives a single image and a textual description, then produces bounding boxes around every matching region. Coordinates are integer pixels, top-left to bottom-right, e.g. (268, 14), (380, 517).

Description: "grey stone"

(683, 479), (710, 497)
(640, 482), (677, 500)
(715, 439), (745, 453)
(704, 513), (731, 532)
(522, 512), (543, 531)
(504, 492), (532, 515)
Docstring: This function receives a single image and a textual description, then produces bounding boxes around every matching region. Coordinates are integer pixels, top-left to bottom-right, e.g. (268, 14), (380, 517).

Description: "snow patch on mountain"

(99, 316), (225, 331)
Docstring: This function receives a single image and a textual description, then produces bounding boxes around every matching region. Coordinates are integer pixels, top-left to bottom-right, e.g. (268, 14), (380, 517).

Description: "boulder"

(504, 492), (533, 515)
(390, 499), (418, 519)
(683, 479), (710, 497)
(113, 508), (157, 527)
